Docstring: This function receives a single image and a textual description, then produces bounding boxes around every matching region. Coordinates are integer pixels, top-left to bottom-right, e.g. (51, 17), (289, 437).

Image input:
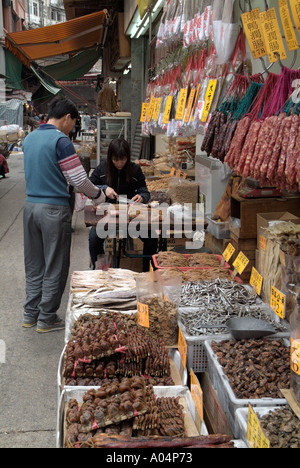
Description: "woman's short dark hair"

(106, 138), (132, 186)
(47, 96), (79, 120)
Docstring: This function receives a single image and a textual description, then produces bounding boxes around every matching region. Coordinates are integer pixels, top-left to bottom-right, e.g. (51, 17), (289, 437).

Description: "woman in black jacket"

(89, 138), (157, 271)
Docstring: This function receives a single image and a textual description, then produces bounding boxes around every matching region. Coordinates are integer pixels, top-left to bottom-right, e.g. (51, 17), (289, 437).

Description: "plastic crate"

(179, 318), (230, 373)
(204, 336), (288, 438)
(235, 406), (282, 446)
(206, 216), (230, 239)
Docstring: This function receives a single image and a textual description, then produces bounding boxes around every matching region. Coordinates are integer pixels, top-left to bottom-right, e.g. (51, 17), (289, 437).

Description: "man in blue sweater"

(22, 97), (104, 333)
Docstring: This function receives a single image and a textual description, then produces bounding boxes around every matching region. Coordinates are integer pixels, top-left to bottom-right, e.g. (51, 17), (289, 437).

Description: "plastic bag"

(74, 192), (87, 212)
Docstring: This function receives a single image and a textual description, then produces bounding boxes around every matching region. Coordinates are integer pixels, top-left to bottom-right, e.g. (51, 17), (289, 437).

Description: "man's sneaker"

(36, 318), (65, 333)
(22, 314), (38, 328)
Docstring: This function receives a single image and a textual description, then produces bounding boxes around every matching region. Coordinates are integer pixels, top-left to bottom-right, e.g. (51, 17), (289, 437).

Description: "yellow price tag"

(279, 0), (299, 51)
(247, 404), (270, 449)
(250, 267), (263, 296)
(289, 0), (300, 35)
(184, 88), (196, 123)
(201, 79), (217, 123)
(163, 96), (173, 124)
(175, 88), (188, 121)
(176, 169), (181, 179)
(137, 302), (149, 328)
(291, 338), (300, 376)
(170, 167), (176, 177)
(260, 8), (287, 63)
(190, 370), (203, 422)
(241, 8), (268, 59)
(233, 251), (250, 275)
(153, 98), (162, 122)
(222, 243), (235, 263)
(178, 328), (187, 370)
(191, 84), (201, 122)
(146, 96), (155, 122)
(270, 286), (286, 319)
(140, 103), (149, 123)
(259, 235), (267, 252)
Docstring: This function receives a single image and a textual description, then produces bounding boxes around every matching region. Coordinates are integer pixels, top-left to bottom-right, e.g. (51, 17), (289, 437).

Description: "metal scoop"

(225, 317), (276, 340)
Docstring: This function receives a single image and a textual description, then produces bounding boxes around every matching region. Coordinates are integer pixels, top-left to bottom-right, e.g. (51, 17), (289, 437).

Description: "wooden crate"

(231, 195), (300, 239)
(229, 233), (256, 283)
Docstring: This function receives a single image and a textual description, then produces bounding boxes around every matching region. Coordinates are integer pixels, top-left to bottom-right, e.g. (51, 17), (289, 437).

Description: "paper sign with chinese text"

(175, 88), (188, 121)
(178, 328), (187, 370)
(233, 251), (250, 275)
(291, 338), (300, 376)
(241, 8), (267, 59)
(222, 243), (235, 263)
(260, 8), (287, 63)
(137, 302), (149, 328)
(247, 404), (270, 448)
(270, 286), (286, 319)
(190, 370), (203, 422)
(162, 96), (173, 124)
(140, 103), (149, 122)
(201, 80), (217, 123)
(279, 0), (299, 50)
(250, 267), (263, 296)
(289, 0), (300, 35)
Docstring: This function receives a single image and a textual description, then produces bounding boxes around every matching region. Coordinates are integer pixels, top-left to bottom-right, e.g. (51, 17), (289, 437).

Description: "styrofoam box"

(235, 406), (284, 447)
(204, 336), (288, 438)
(57, 346), (188, 401)
(56, 386), (208, 449)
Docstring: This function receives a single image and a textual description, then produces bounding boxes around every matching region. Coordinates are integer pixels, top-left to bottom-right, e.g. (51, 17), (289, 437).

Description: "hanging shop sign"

(289, 0), (300, 35)
(241, 8), (267, 59)
(279, 0), (299, 51)
(259, 8), (287, 63)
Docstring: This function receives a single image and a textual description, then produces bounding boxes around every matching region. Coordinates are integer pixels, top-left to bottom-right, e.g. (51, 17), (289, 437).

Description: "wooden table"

(84, 204), (200, 268)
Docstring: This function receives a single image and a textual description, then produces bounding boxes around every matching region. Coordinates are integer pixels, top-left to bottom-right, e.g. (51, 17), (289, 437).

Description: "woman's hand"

(105, 187), (119, 200)
(131, 194), (143, 204)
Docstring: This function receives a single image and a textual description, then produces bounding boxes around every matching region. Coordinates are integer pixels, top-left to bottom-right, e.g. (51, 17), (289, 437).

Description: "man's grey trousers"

(23, 202), (72, 323)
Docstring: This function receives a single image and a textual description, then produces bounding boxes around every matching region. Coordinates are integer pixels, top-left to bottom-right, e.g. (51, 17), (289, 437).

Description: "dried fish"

(179, 280), (288, 336)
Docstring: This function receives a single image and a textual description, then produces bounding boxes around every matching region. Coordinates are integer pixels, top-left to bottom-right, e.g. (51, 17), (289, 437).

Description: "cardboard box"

(257, 212), (300, 248)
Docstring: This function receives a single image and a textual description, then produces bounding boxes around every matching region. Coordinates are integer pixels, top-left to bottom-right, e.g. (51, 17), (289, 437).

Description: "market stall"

(55, 0), (300, 449)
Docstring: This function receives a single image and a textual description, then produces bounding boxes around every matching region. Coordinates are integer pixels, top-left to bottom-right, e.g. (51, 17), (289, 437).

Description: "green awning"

(30, 65), (61, 95)
(40, 47), (102, 81)
(5, 49), (24, 90)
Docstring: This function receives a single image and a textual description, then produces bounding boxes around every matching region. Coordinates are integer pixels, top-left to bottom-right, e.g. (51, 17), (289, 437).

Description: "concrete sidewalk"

(0, 152), (91, 448)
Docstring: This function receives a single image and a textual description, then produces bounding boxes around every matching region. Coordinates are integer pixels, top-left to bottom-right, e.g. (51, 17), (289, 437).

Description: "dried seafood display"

(133, 386), (185, 437)
(258, 406), (300, 449)
(155, 251), (222, 268)
(179, 280), (287, 336)
(65, 377), (148, 435)
(71, 269), (138, 293)
(146, 177), (172, 191)
(64, 383), (234, 449)
(63, 312), (174, 385)
(72, 290), (137, 311)
(138, 296), (178, 346)
(210, 338), (290, 399)
(159, 267), (236, 282)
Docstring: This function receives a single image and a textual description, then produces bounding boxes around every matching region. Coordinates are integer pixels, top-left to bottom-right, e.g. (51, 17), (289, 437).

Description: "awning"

(41, 47), (102, 82)
(5, 11), (107, 68)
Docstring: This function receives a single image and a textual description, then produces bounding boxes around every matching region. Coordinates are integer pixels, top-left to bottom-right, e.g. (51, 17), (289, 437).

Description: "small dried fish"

(179, 280), (287, 336)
